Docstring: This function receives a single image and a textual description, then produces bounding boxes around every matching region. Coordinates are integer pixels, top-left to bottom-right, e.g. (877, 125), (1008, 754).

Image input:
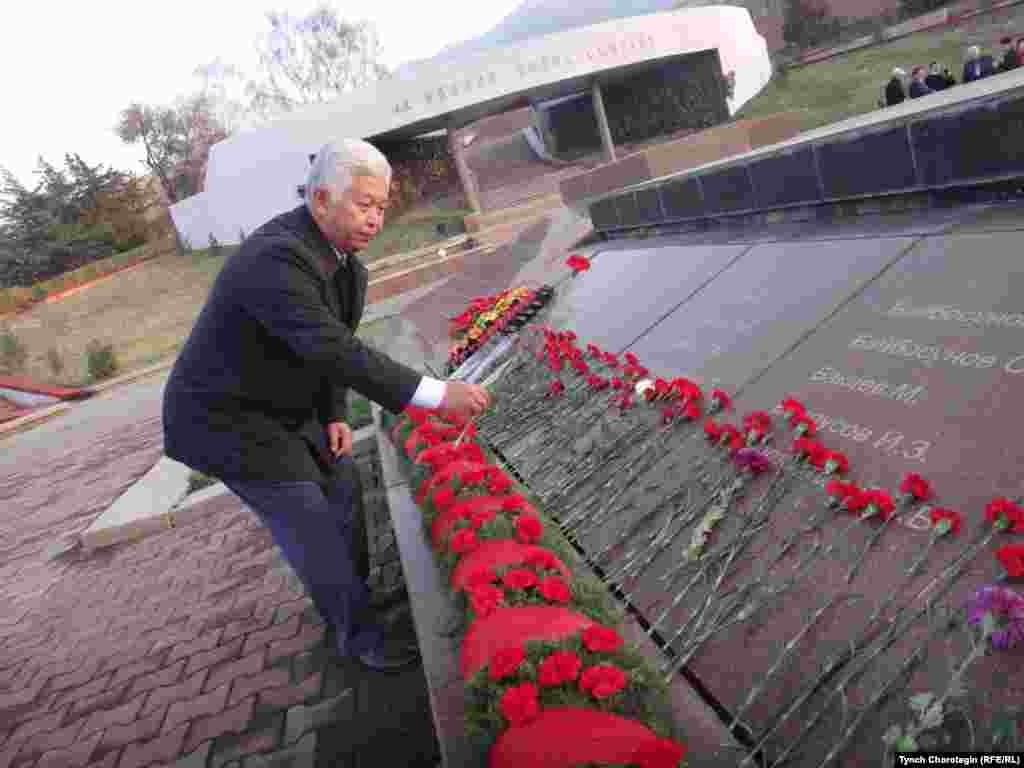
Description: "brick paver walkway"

(0, 383), (438, 768)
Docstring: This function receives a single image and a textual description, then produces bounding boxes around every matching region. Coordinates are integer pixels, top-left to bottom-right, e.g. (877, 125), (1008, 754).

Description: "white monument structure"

(170, 6), (772, 247)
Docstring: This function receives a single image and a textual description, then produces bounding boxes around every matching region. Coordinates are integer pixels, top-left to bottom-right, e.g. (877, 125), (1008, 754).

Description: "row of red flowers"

(528, 323), (1024, 576)
(388, 404), (688, 768)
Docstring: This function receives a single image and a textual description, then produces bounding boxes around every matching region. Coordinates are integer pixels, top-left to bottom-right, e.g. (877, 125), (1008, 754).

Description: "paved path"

(0, 373), (438, 768)
(0, 212), (593, 768)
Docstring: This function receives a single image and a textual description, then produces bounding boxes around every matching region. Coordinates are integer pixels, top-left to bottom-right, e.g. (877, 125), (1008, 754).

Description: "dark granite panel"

(614, 191), (643, 229)
(818, 124), (917, 198)
(700, 165), (757, 214)
(588, 196), (619, 231)
(635, 186), (664, 225)
(748, 146), (821, 207)
(659, 177), (705, 220)
(544, 242), (749, 353)
(625, 237), (915, 389)
(913, 93), (1024, 186)
(671, 230), (1024, 765)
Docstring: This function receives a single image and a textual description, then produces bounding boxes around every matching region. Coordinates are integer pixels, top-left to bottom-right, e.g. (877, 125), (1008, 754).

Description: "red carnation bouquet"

(386, 402), (688, 767)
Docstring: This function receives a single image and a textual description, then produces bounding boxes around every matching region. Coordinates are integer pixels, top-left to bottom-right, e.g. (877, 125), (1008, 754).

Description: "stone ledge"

(79, 427), (378, 554)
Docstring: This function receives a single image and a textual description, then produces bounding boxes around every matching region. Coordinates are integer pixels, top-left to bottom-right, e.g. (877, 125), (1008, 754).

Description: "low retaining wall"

(582, 69), (1024, 233)
(559, 112), (805, 208)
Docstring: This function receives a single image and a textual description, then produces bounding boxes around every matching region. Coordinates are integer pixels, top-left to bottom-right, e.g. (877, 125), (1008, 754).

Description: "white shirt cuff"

(409, 376), (446, 409)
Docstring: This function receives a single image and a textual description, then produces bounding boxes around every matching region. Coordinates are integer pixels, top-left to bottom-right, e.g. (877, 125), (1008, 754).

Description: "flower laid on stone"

(780, 396), (806, 422)
(500, 682), (541, 725)
(385, 404), (687, 766)
(710, 387), (732, 412)
(996, 544), (1024, 579)
(822, 449), (849, 475)
(985, 497), (1024, 532)
(566, 254), (591, 275)
(928, 507), (962, 536)
(967, 584), (1024, 650)
(899, 472), (932, 504)
(579, 664), (629, 699)
(860, 489), (896, 521)
(490, 646), (528, 680)
(538, 650), (583, 686)
(794, 437), (828, 467)
(742, 411), (773, 444)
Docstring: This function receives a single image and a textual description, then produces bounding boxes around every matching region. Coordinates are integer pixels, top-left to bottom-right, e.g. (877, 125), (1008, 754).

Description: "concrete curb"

(77, 425), (378, 554)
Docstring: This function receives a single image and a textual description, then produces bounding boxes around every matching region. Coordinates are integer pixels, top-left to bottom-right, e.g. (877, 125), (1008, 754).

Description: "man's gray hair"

(305, 139), (392, 209)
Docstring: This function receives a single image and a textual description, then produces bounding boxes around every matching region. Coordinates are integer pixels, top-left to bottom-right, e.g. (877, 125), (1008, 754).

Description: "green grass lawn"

(736, 27), (974, 131)
(358, 199), (472, 263)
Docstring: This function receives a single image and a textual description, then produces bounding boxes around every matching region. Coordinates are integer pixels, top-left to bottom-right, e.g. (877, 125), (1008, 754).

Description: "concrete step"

(78, 427), (377, 553)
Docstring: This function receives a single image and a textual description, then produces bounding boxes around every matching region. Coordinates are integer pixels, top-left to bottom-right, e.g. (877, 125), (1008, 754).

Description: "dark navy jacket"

(162, 205), (421, 484)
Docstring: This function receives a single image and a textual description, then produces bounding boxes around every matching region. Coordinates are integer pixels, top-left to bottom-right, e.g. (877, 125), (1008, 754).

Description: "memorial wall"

(430, 205), (1024, 765)
(169, 6), (772, 247)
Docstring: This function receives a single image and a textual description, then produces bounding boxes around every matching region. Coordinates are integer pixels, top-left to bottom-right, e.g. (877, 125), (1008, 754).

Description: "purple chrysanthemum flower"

(735, 448), (772, 474)
(967, 585), (1024, 650)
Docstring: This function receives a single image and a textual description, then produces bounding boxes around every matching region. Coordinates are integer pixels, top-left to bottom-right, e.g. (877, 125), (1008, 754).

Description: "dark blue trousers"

(221, 455), (383, 656)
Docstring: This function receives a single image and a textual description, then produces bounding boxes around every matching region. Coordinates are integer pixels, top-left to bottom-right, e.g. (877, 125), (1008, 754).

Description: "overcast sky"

(2, 0), (522, 187)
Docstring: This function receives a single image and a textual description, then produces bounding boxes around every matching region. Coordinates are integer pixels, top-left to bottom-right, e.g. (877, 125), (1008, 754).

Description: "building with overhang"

(169, 5), (772, 247)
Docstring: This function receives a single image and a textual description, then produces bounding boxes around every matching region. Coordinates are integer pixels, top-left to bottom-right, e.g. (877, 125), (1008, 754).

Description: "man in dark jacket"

(884, 68), (907, 107)
(909, 66), (933, 99)
(924, 62), (948, 92)
(999, 36), (1020, 72)
(163, 139), (490, 670)
(963, 46), (996, 83)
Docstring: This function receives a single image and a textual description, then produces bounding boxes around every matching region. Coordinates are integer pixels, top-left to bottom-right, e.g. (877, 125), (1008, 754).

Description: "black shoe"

(368, 585), (409, 612)
(358, 642), (421, 670)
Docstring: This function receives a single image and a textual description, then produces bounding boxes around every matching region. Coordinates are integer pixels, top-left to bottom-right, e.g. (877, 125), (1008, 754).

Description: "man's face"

(314, 174), (390, 253)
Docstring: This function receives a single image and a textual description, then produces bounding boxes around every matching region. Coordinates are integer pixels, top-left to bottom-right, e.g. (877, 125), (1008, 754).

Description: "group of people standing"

(882, 36), (1024, 107)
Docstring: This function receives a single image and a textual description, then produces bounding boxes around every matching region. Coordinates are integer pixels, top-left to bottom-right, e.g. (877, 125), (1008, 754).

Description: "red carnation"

(432, 486), (456, 512)
(633, 737), (688, 768)
(710, 388), (732, 411)
(579, 664), (629, 699)
(823, 450), (849, 475)
(793, 437), (822, 459)
(461, 467), (487, 486)
(864, 489), (896, 520)
(844, 485), (869, 513)
(471, 508), (497, 529)
(586, 343), (603, 358)
(488, 473), (514, 495)
(514, 514), (544, 545)
(781, 397), (806, 420)
(499, 682), (540, 726)
(459, 443), (486, 464)
(465, 566), (498, 588)
(743, 411), (773, 435)
(704, 419), (722, 440)
(468, 584), (504, 617)
(537, 650), (583, 687)
(792, 414), (817, 437)
(672, 378), (702, 402)
(826, 479), (851, 500)
(501, 494), (528, 512)
(662, 407), (676, 425)
(996, 544), (1024, 578)
(524, 548), (560, 571)
(581, 624), (624, 653)
(450, 527), (479, 554)
(489, 646), (527, 681)
(683, 400), (703, 421)
(928, 507), (962, 536)
(624, 352), (639, 367)
(503, 568), (540, 590)
(548, 380), (564, 396)
(985, 497), (1024, 532)
(538, 575), (572, 603)
(603, 352), (620, 368)
(719, 424), (744, 453)
(899, 473), (932, 502)
(611, 377), (624, 390)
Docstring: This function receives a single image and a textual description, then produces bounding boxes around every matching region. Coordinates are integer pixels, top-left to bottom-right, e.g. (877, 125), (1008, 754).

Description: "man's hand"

(326, 421), (353, 458)
(439, 382), (491, 424)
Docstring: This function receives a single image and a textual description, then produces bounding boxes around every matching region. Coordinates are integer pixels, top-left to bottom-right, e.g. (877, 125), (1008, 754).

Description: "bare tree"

(245, 4), (390, 120)
(115, 95), (229, 203)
